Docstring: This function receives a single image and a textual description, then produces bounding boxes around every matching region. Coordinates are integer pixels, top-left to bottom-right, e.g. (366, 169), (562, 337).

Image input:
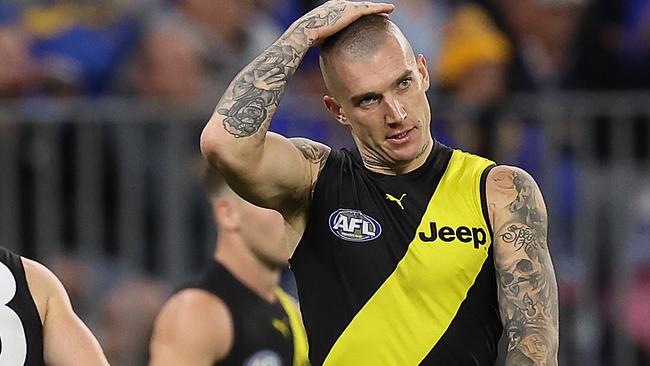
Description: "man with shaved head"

(201, 1), (558, 365)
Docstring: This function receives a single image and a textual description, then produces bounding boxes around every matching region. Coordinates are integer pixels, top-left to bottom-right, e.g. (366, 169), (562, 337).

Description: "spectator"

(435, 4), (513, 158)
(133, 0), (280, 98)
(493, 0), (588, 92)
(0, 3), (39, 97)
(21, 0), (138, 95)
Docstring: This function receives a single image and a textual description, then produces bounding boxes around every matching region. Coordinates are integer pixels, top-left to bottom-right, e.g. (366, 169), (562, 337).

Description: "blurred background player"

(148, 164), (309, 366)
(0, 246), (109, 365)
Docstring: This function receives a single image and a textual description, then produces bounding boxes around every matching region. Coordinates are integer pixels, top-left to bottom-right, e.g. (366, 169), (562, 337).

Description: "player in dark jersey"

(0, 246), (109, 366)
(200, 1), (558, 365)
(148, 166), (309, 366)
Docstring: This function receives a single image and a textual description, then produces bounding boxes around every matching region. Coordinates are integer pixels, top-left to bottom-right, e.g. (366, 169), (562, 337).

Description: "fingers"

(293, 1), (396, 47)
(326, 1), (395, 15)
(352, 1), (395, 15)
(339, 2), (395, 26)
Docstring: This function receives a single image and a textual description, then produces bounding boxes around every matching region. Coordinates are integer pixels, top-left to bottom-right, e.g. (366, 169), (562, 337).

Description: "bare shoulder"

(156, 288), (232, 338)
(151, 288), (233, 363)
(21, 257), (62, 322)
(485, 165), (545, 221)
(21, 257), (61, 291)
(289, 137), (331, 168)
(485, 165), (541, 202)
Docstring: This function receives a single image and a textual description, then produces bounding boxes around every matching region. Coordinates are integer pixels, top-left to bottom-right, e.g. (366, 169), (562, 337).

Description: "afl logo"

(243, 350), (281, 366)
(329, 209), (382, 242)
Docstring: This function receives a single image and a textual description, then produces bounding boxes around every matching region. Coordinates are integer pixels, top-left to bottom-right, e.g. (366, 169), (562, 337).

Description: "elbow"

(200, 116), (236, 167)
(200, 117), (262, 172)
(200, 119), (222, 164)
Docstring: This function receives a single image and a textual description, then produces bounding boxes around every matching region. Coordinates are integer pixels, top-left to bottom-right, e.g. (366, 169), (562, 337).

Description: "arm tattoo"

(293, 2), (346, 33)
(291, 139), (330, 170)
(218, 42), (302, 138)
(291, 138), (331, 197)
(217, 2), (347, 138)
(495, 171), (559, 366)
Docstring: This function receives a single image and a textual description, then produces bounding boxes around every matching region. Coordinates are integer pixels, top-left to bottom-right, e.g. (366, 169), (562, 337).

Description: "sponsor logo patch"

(243, 350), (282, 366)
(418, 222), (488, 249)
(329, 209), (382, 242)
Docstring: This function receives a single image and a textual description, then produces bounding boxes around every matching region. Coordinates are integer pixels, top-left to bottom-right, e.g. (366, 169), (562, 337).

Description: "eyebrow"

(349, 70), (414, 105)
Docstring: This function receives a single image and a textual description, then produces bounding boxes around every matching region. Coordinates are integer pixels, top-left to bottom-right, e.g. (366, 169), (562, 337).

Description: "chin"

(270, 259), (289, 269)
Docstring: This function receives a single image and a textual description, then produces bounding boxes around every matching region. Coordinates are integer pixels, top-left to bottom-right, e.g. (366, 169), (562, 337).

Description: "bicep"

(219, 133), (330, 215)
(41, 273), (108, 366)
(149, 290), (231, 366)
(487, 166), (559, 365)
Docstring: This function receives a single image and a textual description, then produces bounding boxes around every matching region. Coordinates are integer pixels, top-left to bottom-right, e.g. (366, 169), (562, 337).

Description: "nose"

(384, 96), (407, 125)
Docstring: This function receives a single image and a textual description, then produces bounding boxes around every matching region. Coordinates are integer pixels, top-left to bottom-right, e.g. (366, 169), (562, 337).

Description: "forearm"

(214, 36), (308, 137)
(497, 242), (559, 366)
(201, 2), (350, 156)
(201, 21), (320, 160)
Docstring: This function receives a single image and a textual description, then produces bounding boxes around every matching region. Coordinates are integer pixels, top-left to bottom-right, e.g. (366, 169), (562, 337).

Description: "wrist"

(282, 22), (315, 49)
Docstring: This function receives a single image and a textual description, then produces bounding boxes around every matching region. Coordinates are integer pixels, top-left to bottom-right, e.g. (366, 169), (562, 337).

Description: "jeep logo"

(329, 209), (382, 242)
(418, 222), (487, 249)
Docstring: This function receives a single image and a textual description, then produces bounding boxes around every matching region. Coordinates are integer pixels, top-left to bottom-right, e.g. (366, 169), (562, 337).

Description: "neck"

(214, 238), (281, 303)
(360, 139), (433, 175)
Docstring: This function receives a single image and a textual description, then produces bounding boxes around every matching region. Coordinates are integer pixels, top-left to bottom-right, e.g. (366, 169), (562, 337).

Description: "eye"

(359, 96), (380, 108)
(398, 77), (412, 90)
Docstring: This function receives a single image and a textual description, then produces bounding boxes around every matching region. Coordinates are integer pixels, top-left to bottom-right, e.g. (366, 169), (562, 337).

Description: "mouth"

(386, 128), (414, 145)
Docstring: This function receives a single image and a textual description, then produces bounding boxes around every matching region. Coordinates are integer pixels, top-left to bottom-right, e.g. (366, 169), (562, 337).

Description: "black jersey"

(290, 141), (502, 365)
(182, 260), (309, 366)
(0, 247), (44, 366)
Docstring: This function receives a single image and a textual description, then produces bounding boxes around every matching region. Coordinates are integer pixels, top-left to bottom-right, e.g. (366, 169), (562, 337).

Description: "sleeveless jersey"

(290, 141), (502, 365)
(182, 260), (309, 366)
(0, 247), (44, 366)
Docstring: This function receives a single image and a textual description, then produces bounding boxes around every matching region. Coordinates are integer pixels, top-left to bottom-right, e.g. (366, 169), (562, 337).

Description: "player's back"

(0, 246), (45, 365)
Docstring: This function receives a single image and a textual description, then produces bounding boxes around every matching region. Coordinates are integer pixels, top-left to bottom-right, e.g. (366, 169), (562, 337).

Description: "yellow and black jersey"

(290, 141), (502, 365)
(183, 261), (309, 366)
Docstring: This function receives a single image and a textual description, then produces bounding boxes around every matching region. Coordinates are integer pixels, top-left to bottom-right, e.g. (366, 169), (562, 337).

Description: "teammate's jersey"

(290, 141), (502, 365)
(0, 247), (44, 366)
(182, 260), (309, 366)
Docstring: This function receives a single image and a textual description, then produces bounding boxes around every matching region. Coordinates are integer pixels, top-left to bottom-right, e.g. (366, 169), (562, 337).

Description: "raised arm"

(200, 1), (394, 220)
(486, 166), (559, 366)
(22, 258), (109, 366)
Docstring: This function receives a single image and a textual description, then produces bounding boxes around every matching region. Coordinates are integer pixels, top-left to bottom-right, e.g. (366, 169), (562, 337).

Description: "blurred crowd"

(1, 0), (650, 365)
(1, 0), (649, 98)
(2, 0), (650, 159)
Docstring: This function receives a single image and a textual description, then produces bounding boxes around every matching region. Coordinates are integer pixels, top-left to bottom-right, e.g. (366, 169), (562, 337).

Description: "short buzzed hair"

(319, 15), (411, 92)
(194, 159), (231, 201)
(320, 14), (395, 61)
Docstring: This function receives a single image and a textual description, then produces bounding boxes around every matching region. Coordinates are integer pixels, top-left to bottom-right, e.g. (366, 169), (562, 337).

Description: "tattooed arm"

(200, 2), (394, 226)
(486, 166), (559, 366)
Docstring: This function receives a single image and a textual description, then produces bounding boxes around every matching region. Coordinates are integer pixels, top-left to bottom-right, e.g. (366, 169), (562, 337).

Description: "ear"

(416, 54), (430, 92)
(213, 199), (239, 231)
(323, 95), (349, 127)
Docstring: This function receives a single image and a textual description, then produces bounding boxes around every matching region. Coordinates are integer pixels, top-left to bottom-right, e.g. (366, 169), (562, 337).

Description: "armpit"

(290, 137), (331, 172)
(287, 137), (331, 204)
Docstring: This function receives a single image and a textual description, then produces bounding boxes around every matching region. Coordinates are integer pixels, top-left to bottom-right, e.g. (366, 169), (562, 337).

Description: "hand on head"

(290, 1), (395, 47)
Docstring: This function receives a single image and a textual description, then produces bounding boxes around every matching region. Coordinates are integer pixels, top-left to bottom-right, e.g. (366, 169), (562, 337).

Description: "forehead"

(331, 35), (415, 97)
